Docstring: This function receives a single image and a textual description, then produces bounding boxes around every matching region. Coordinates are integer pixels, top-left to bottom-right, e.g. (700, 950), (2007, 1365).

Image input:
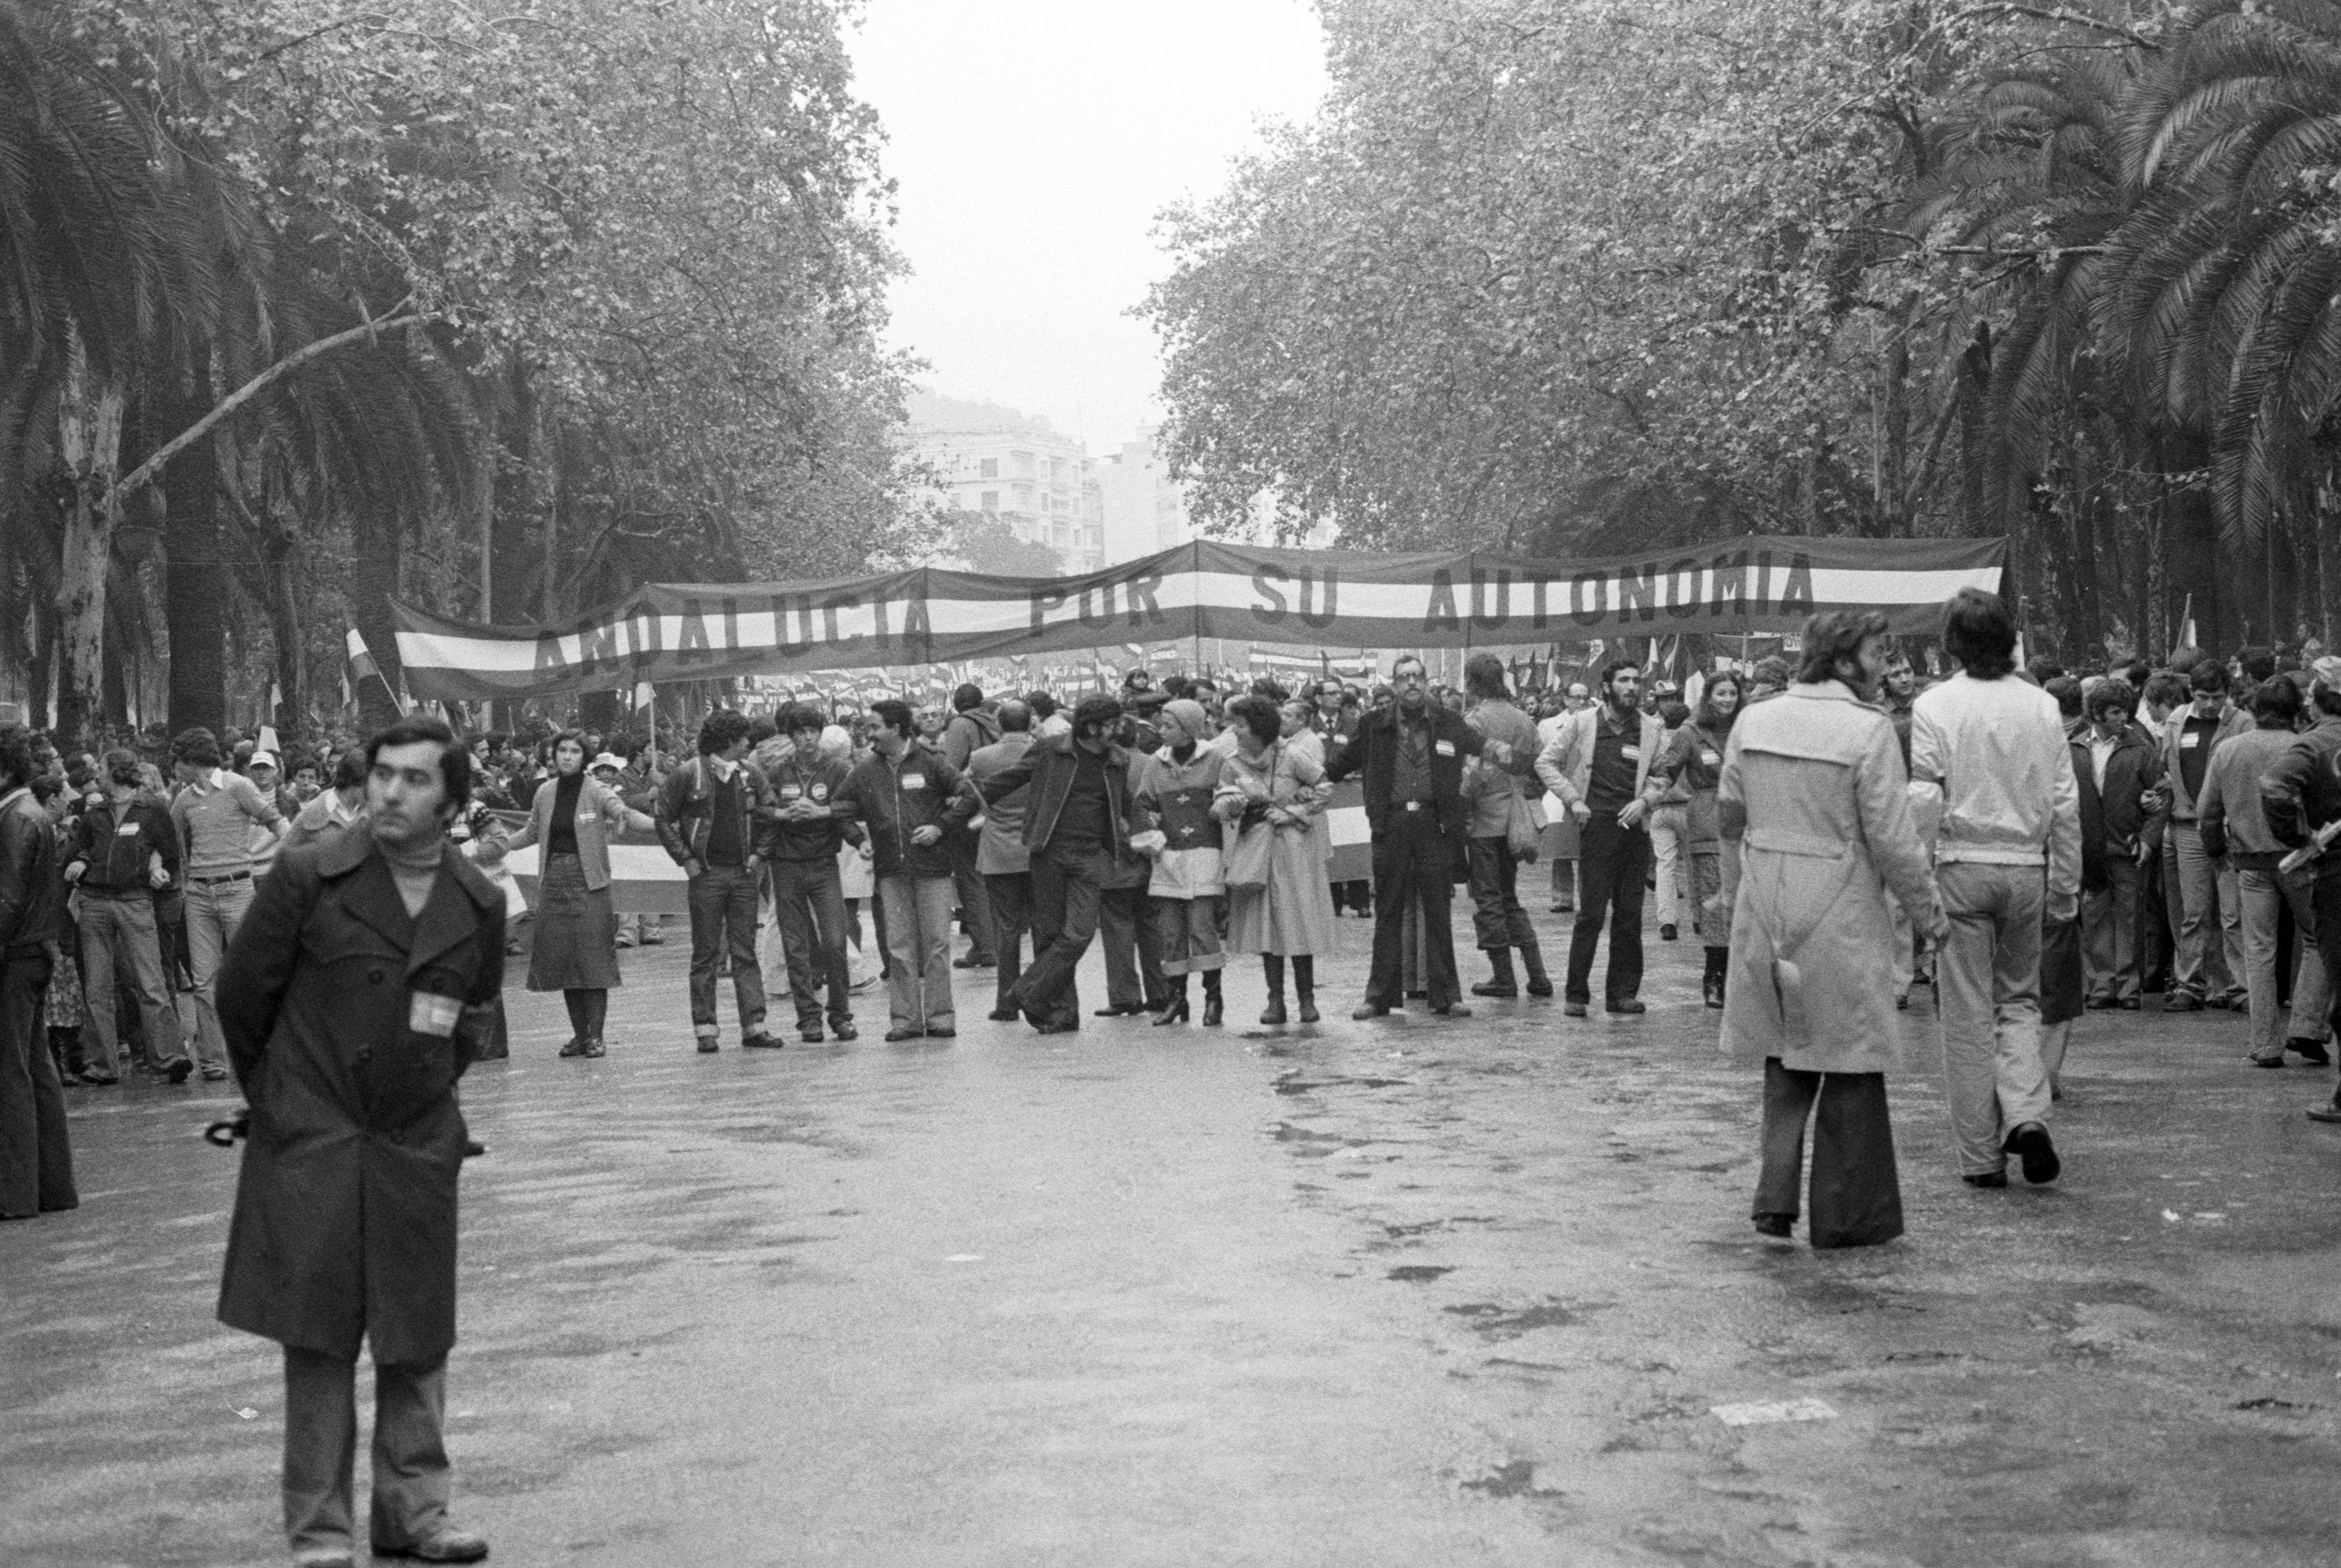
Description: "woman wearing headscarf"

(494, 728), (654, 1057)
(1134, 699), (1228, 1026)
(1648, 668), (1744, 1009)
(1214, 695), (1336, 1023)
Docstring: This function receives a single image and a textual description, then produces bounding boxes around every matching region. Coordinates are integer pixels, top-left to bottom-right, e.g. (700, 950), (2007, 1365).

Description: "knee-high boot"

(1261, 955), (1288, 1026)
(1293, 955), (1318, 1023)
(1200, 967), (1224, 1026)
(1518, 939), (1553, 998)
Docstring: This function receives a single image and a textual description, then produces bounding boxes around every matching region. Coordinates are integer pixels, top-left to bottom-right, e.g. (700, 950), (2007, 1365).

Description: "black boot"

(1294, 955), (1320, 1023)
(1519, 939), (1554, 998)
(1201, 968), (1224, 1026)
(1260, 955), (1288, 1026)
(1153, 974), (1191, 1026)
(1472, 947), (1518, 999)
(1703, 947), (1727, 1009)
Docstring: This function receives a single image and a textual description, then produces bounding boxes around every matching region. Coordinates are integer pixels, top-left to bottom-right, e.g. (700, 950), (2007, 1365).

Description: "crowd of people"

(6, 600), (2340, 1234)
(11, 588), (2341, 1563)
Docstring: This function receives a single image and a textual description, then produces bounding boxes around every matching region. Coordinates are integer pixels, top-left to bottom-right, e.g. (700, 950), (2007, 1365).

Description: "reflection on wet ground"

(7, 914), (2340, 1565)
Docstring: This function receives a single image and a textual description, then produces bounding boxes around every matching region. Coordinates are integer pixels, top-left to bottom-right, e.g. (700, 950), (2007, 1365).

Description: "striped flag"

(634, 680), (655, 712)
(346, 627), (382, 685)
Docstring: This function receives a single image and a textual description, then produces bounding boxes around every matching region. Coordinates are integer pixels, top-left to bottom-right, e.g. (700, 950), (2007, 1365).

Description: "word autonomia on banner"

(393, 536), (2005, 702)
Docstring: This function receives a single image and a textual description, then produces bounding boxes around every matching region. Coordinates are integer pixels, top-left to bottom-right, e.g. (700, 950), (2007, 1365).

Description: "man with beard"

(1537, 659), (1667, 1017)
(1324, 655), (1511, 1019)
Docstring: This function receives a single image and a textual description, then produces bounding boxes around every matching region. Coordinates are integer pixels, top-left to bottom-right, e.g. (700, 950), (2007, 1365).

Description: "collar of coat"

(1035, 732), (1130, 770)
(313, 827), (499, 979)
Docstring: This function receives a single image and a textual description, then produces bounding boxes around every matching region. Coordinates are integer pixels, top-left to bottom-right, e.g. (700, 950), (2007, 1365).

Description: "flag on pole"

(346, 627), (381, 685)
(634, 680), (655, 712)
(2176, 593), (2198, 653)
(267, 681), (283, 722)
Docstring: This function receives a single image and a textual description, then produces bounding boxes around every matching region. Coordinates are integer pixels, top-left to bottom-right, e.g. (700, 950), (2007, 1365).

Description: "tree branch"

(110, 314), (425, 507)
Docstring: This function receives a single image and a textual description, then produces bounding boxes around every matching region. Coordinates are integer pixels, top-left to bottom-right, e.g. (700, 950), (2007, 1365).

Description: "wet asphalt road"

(7, 902), (2341, 1567)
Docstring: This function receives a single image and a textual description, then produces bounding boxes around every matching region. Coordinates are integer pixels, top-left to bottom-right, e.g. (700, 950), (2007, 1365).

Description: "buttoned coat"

(1324, 703), (1486, 840)
(1717, 682), (1939, 1074)
(215, 829), (505, 1364)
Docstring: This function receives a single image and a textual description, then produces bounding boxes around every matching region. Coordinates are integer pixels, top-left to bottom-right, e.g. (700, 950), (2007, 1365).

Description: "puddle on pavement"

(1443, 1298), (1590, 1337)
(1387, 1264), (1454, 1282)
(1459, 1458), (1565, 1501)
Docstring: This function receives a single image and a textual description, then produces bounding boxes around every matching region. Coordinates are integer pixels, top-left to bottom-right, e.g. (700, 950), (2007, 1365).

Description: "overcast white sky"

(849, 0), (1328, 454)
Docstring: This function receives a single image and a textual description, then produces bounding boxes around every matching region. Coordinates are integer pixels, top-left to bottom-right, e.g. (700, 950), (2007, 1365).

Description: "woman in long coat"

(1719, 612), (1942, 1249)
(1214, 695), (1336, 1024)
(495, 729), (653, 1057)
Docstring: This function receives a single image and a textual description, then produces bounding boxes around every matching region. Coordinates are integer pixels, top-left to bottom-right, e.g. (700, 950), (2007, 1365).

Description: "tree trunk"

(351, 503), (405, 731)
(166, 367), (229, 738)
(53, 333), (123, 749)
(264, 538), (304, 740)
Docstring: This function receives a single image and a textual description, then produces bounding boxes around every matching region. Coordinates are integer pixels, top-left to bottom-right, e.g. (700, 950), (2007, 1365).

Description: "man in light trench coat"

(216, 716), (503, 1567)
(1719, 609), (1946, 1249)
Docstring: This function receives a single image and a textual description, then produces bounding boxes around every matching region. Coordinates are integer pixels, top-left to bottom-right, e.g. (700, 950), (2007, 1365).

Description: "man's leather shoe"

(78, 1069), (118, 1085)
(372, 1526), (489, 1561)
(165, 1056), (194, 1083)
(2252, 1053), (2286, 1068)
(2164, 994), (2203, 1013)
(884, 1028), (921, 1042)
(1094, 1002), (1145, 1017)
(2118, 997), (2141, 1010)
(1605, 998), (1646, 1015)
(1432, 1002), (1472, 1017)
(952, 954), (988, 968)
(2307, 1104), (2341, 1124)
(742, 1032), (786, 1049)
(1033, 1019), (1078, 1034)
(2290, 1038), (2332, 1064)
(2003, 1122), (2060, 1184)
(1564, 1000), (1587, 1018)
(1471, 981), (1518, 998)
(1659, 923), (1677, 942)
(830, 1021), (858, 1042)
(1351, 1003), (1389, 1020)
(695, 1037), (720, 1053)
(1962, 1170), (2008, 1188)
(1752, 1213), (1793, 1237)
(927, 1026), (956, 1038)
(800, 1028), (826, 1044)
(987, 1007), (1022, 1022)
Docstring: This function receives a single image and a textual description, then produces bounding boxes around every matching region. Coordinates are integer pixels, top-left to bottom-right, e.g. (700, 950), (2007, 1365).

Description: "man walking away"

(1537, 659), (1667, 1017)
(1909, 588), (2082, 1188)
(63, 749), (189, 1084)
(655, 709), (782, 1052)
(834, 700), (977, 1040)
(966, 701), (1037, 1023)
(764, 704), (860, 1045)
(1721, 611), (1943, 1247)
(216, 716), (501, 1565)
(170, 727), (287, 1081)
(1458, 653), (1552, 999)
(1325, 654), (1504, 1019)
(940, 683), (1002, 968)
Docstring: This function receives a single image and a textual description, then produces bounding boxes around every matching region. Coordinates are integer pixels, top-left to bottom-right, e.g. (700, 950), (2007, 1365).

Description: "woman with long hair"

(498, 729), (654, 1057)
(1213, 695), (1337, 1024)
(1654, 670), (1745, 1009)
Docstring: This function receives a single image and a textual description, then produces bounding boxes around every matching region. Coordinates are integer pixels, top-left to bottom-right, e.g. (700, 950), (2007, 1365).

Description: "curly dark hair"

(1226, 694), (1282, 746)
(696, 708), (753, 756)
(1464, 652), (1509, 701)
(1797, 610), (1892, 686)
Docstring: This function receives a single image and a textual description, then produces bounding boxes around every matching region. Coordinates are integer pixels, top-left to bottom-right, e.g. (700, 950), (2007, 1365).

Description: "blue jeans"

(687, 864), (765, 1037)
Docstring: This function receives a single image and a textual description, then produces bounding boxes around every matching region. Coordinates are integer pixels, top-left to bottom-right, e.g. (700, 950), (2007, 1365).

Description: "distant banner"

(394, 537), (2005, 703)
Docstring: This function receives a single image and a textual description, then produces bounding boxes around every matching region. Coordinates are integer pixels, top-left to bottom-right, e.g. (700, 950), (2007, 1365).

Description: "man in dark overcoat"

(1325, 654), (1519, 1018)
(216, 716), (503, 1567)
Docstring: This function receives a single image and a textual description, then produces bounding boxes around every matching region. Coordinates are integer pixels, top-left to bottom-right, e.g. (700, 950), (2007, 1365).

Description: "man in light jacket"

(1537, 658), (1667, 1017)
(1721, 610), (1943, 1247)
(1909, 589), (2082, 1189)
